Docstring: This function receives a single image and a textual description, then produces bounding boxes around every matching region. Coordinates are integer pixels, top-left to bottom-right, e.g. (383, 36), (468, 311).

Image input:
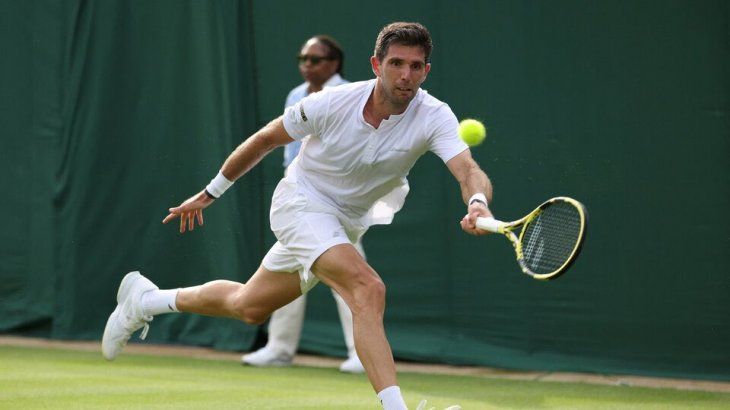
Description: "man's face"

(371, 43), (431, 107)
(298, 40), (338, 88)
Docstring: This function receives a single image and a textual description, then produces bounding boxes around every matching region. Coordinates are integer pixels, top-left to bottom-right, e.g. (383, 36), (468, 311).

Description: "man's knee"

(231, 298), (271, 325)
(241, 308), (271, 325)
(349, 268), (386, 314)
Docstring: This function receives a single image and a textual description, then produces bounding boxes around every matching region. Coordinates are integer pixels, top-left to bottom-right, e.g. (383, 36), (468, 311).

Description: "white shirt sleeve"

(282, 88), (330, 141)
(428, 104), (469, 162)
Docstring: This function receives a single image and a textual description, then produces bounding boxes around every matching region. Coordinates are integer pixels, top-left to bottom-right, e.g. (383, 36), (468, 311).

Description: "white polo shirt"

(283, 73), (349, 167)
(282, 79), (467, 227)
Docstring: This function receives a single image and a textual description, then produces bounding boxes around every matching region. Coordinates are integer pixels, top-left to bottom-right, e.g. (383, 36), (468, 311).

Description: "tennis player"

(102, 22), (493, 410)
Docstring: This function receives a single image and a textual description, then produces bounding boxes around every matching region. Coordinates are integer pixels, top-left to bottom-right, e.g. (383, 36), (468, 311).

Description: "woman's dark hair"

(311, 35), (344, 74)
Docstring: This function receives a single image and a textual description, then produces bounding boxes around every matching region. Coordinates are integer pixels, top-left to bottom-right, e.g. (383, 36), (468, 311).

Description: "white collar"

(322, 73), (344, 88)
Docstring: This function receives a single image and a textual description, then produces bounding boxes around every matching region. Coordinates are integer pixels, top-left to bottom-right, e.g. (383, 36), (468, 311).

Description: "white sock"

(141, 289), (179, 316)
(377, 386), (407, 410)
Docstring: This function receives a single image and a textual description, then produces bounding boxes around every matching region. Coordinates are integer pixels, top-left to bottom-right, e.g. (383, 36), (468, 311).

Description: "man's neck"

(363, 80), (409, 129)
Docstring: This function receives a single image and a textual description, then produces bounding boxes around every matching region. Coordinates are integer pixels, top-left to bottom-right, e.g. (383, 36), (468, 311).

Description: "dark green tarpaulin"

(1, 0), (728, 380)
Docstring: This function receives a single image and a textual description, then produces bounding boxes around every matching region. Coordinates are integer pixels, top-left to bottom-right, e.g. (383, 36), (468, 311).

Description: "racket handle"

(476, 217), (506, 233)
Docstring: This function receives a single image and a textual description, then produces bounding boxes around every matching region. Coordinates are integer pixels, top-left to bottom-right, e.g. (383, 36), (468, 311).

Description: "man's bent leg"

(311, 244), (396, 392)
(176, 265), (303, 325)
(103, 267), (302, 361)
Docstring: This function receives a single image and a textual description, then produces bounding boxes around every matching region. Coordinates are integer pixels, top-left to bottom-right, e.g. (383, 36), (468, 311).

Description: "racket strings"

(521, 202), (583, 275)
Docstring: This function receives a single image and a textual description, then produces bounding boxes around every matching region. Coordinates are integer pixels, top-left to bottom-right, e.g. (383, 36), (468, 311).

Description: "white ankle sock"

(141, 289), (179, 316)
(377, 386), (407, 410)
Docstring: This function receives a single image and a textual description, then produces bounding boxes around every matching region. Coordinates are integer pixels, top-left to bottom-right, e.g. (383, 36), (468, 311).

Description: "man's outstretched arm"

(445, 149), (494, 235)
(162, 117), (293, 233)
(218, 117), (294, 182)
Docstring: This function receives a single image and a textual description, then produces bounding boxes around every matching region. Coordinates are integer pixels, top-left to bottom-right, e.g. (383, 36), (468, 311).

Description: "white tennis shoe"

(339, 354), (365, 373)
(101, 271), (158, 360)
(241, 346), (293, 367)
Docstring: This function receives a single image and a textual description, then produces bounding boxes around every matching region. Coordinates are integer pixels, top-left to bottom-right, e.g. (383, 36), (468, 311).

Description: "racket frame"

(476, 196), (587, 280)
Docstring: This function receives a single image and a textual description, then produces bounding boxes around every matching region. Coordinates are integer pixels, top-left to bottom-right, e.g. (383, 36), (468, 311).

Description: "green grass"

(0, 346), (728, 409)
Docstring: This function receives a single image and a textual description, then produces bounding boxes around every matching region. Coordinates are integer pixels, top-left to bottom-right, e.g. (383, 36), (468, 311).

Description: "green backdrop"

(1, 0), (727, 381)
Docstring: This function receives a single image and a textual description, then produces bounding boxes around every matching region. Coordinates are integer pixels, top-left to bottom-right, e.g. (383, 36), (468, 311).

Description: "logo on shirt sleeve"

(299, 104), (308, 122)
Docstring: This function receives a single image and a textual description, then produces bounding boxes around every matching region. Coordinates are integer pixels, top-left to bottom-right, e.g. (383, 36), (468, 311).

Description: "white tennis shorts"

(262, 178), (366, 293)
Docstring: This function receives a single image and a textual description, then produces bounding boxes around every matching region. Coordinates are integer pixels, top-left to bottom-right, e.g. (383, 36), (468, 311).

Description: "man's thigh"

(310, 244), (381, 300)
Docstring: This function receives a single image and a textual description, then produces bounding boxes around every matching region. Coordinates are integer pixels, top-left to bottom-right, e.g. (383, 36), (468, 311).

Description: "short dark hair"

(374, 22), (433, 63)
(310, 35), (344, 74)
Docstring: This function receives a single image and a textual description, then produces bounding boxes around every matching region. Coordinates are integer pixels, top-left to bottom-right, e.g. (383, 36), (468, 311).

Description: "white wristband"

(468, 193), (488, 207)
(205, 171), (233, 199)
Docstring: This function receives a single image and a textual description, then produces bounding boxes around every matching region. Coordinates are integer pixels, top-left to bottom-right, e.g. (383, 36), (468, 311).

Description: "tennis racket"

(476, 197), (587, 280)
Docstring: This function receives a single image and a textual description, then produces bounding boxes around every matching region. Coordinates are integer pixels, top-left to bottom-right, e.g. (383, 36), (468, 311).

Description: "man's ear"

(370, 55), (381, 77)
(421, 62), (431, 83)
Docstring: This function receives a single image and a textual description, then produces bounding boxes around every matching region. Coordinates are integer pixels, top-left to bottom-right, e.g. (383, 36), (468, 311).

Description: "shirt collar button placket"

(363, 132), (377, 164)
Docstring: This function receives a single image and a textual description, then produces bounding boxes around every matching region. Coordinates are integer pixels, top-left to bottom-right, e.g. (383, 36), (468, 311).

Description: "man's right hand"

(162, 190), (215, 233)
(460, 201), (493, 236)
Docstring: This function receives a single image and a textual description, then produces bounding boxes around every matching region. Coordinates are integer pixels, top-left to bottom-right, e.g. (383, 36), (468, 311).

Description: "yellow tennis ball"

(458, 119), (487, 147)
